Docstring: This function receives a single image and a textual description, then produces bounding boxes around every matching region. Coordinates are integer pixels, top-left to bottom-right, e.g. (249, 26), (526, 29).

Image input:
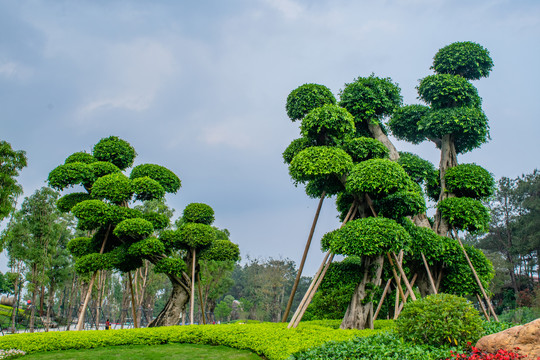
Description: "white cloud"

(263, 0), (304, 19)
(200, 118), (255, 149)
(0, 61), (33, 80)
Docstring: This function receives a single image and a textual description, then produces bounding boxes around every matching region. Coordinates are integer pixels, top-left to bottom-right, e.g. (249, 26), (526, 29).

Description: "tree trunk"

(367, 123), (399, 161)
(148, 277), (190, 327)
(10, 264), (21, 333)
(29, 264), (38, 332)
(45, 282), (55, 332)
(340, 255), (384, 329)
(434, 134), (458, 236)
(65, 275), (78, 331)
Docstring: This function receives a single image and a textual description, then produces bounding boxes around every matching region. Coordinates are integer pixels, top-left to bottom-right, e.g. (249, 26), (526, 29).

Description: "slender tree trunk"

(190, 248), (196, 325)
(128, 271), (138, 328)
(434, 134), (458, 236)
(29, 264), (38, 332)
(65, 275), (78, 331)
(45, 282), (55, 332)
(367, 123), (399, 160)
(10, 264), (21, 333)
(340, 255), (385, 329)
(148, 276), (190, 327)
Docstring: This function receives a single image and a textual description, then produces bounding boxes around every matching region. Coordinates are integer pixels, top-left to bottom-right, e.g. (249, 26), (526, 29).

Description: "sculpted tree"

(48, 136), (239, 328)
(284, 41), (497, 329)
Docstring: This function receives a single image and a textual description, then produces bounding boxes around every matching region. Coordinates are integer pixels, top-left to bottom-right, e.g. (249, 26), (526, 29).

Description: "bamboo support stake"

(190, 248), (196, 325)
(386, 253), (407, 304)
(128, 271), (138, 328)
(397, 274), (418, 314)
(421, 253), (438, 294)
(455, 236), (499, 321)
(282, 192), (326, 322)
(373, 278), (392, 321)
(476, 293), (490, 322)
(391, 252), (417, 301)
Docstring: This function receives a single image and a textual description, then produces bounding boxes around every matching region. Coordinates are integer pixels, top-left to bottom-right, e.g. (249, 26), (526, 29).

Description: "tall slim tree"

(0, 140), (27, 225)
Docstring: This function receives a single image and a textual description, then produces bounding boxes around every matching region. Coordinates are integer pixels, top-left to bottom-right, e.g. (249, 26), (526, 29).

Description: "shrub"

(447, 346), (529, 360)
(113, 218), (154, 242)
(91, 173), (133, 204)
(438, 197), (490, 233)
(444, 164), (495, 199)
(396, 293), (484, 348)
(130, 164), (181, 193)
(289, 146), (353, 184)
(92, 136), (136, 170)
(182, 203), (215, 225)
(286, 83), (336, 122)
(282, 138), (313, 165)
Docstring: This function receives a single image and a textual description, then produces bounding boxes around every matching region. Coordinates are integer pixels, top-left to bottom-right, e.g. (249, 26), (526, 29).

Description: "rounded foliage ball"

(154, 257), (187, 277)
(200, 240), (240, 262)
(179, 223), (215, 249)
(325, 217), (410, 256)
(107, 245), (143, 273)
(183, 203), (215, 225)
(396, 293), (483, 347)
(113, 218), (154, 242)
(106, 205), (142, 226)
(339, 75), (402, 124)
(67, 237), (93, 258)
(418, 106), (490, 154)
(130, 164), (181, 193)
(128, 237), (166, 258)
(417, 74), (481, 110)
(48, 162), (93, 191)
(91, 173), (133, 204)
(132, 176), (165, 201)
(56, 192), (92, 213)
(444, 163), (494, 199)
(286, 83), (336, 121)
(65, 152), (96, 164)
(397, 152), (436, 185)
(142, 212), (170, 230)
(289, 146), (353, 184)
(283, 137), (313, 165)
(438, 197), (490, 233)
(432, 41), (493, 80)
(71, 200), (110, 230)
(89, 161), (121, 180)
(159, 229), (183, 250)
(304, 176), (345, 198)
(300, 104), (355, 145)
(339, 137), (389, 163)
(375, 191), (426, 219)
(400, 219), (447, 263)
(388, 104), (430, 144)
(346, 158), (410, 196)
(75, 253), (110, 274)
(92, 136), (136, 170)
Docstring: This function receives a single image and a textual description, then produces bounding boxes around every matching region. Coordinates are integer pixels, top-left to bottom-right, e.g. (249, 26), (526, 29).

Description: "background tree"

(48, 136), (240, 328)
(0, 140), (27, 224)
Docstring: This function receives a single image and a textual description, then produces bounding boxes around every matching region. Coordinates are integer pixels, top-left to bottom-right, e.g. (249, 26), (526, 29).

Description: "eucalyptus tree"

(283, 41), (497, 329)
(48, 136), (239, 327)
(0, 140), (27, 224)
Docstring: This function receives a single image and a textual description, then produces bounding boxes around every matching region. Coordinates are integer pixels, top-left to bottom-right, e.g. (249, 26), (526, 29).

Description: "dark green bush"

(282, 137), (313, 165)
(153, 257), (187, 277)
(128, 237), (166, 257)
(182, 203), (215, 225)
(339, 137), (389, 163)
(75, 253), (110, 274)
(48, 162), (93, 191)
(71, 200), (110, 230)
(300, 104), (355, 145)
(417, 74), (480, 110)
(397, 152), (436, 185)
(199, 240), (240, 262)
(65, 152), (96, 164)
(395, 293), (484, 348)
(388, 105), (430, 144)
(375, 191), (426, 219)
(432, 41), (493, 80)
(132, 176), (165, 201)
(289, 146), (352, 184)
(89, 161), (121, 179)
(91, 173), (133, 204)
(346, 158), (410, 196)
(142, 212), (170, 230)
(286, 83), (336, 121)
(178, 223), (215, 249)
(66, 237), (93, 258)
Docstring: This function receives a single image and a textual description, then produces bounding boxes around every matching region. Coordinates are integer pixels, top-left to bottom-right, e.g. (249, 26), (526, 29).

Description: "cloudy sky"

(1, 0), (539, 276)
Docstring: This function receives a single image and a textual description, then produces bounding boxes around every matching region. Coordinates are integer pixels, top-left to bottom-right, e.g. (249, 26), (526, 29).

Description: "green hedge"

(0, 321), (383, 360)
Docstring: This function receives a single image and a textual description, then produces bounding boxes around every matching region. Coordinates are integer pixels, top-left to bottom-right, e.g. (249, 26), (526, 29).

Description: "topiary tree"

(0, 140), (27, 224)
(283, 41), (499, 329)
(48, 136), (239, 328)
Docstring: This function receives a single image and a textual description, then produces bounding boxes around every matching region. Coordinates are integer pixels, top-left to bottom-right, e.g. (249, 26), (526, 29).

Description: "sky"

(1, 0), (539, 277)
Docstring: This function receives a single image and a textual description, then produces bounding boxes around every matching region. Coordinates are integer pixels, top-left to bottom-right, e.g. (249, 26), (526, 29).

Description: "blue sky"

(1, 0), (539, 276)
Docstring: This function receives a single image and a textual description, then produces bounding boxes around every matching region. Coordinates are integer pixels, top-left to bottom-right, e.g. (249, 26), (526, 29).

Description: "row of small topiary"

(0, 321), (382, 360)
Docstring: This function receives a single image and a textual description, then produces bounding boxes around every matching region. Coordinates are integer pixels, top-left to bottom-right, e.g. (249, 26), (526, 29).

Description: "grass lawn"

(23, 343), (263, 359)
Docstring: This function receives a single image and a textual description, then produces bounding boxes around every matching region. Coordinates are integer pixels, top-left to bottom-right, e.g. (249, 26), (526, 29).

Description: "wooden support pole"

(386, 253), (407, 304)
(397, 274), (418, 315)
(455, 236), (499, 321)
(190, 248), (196, 325)
(476, 293), (490, 322)
(373, 278), (392, 321)
(282, 192), (326, 322)
(421, 253), (438, 295)
(128, 271), (138, 328)
(391, 252), (417, 301)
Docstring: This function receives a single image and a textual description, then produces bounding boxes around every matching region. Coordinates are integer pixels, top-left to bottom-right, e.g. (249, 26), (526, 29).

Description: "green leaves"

(346, 158), (410, 197)
(417, 74), (481, 110)
(71, 200), (110, 230)
(128, 237), (166, 257)
(56, 192), (92, 213)
(286, 83), (336, 121)
(154, 257), (187, 277)
(339, 137), (389, 163)
(93, 136), (137, 170)
(182, 203), (215, 225)
(438, 197), (490, 233)
(388, 104), (430, 144)
(132, 176), (165, 201)
(48, 162), (93, 191)
(431, 41), (493, 80)
(130, 164), (181, 193)
(200, 239), (240, 262)
(324, 217), (410, 256)
(300, 104), (355, 146)
(113, 218), (154, 242)
(289, 146), (353, 184)
(91, 173), (133, 204)
(396, 293), (484, 348)
(444, 163), (495, 199)
(178, 223), (215, 249)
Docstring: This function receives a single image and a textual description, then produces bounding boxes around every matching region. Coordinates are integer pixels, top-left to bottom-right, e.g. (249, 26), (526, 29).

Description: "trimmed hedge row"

(0, 320), (385, 360)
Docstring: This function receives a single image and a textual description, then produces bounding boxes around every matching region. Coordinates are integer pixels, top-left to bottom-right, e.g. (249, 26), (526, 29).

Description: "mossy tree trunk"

(434, 133), (458, 236)
(340, 254), (384, 330)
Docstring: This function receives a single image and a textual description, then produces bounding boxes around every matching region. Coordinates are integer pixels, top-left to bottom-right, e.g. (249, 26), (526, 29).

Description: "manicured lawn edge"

(0, 320), (391, 360)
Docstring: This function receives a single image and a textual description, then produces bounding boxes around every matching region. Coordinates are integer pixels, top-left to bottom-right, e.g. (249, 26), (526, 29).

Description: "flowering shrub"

(447, 344), (538, 359)
(0, 349), (25, 359)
